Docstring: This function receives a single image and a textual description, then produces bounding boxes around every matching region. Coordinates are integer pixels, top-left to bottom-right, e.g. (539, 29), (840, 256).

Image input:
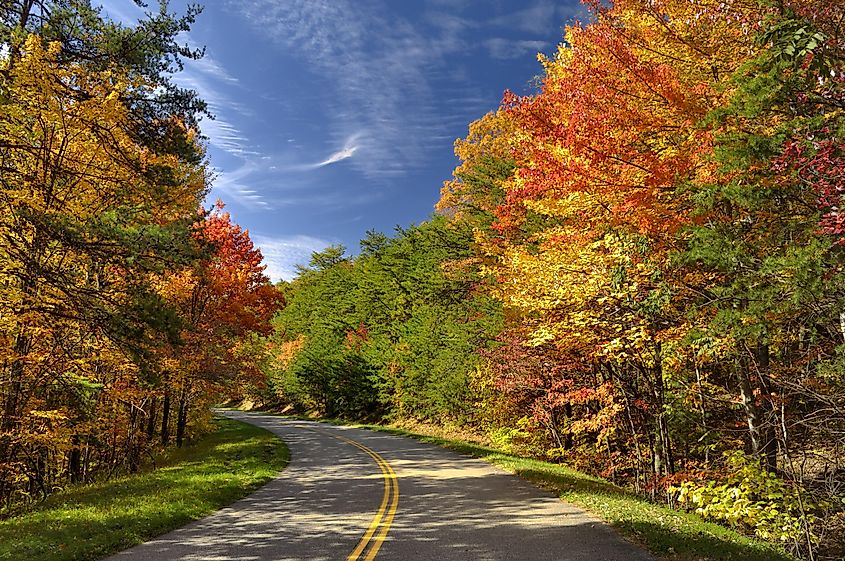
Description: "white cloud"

(283, 133), (362, 172)
(172, 47), (275, 209)
(189, 54), (240, 85)
(99, 2), (269, 209)
(318, 144), (358, 167)
(252, 234), (333, 281)
(212, 163), (272, 210)
(97, 0), (144, 26)
(488, 1), (570, 35)
(484, 38), (550, 60)
(177, 55), (255, 153)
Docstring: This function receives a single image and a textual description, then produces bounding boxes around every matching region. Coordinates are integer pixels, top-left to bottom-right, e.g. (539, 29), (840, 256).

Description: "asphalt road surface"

(106, 411), (656, 561)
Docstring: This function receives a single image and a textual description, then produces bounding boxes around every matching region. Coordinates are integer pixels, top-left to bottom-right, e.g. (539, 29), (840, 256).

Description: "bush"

(672, 451), (816, 547)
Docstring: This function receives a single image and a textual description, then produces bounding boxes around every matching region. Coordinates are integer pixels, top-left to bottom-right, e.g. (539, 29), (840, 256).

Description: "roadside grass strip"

(346, 422), (798, 561)
(0, 417), (289, 561)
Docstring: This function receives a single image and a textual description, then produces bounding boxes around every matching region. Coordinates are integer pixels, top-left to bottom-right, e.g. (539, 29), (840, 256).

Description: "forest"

(1, 1), (844, 560)
(0, 0), (282, 510)
(267, 1), (845, 559)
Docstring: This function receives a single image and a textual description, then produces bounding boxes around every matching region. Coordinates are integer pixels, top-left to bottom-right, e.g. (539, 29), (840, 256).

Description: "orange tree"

(156, 205), (283, 447)
(453, 0), (763, 490)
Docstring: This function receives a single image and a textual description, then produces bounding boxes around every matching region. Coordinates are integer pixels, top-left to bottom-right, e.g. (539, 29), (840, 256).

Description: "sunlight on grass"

(0, 417), (288, 561)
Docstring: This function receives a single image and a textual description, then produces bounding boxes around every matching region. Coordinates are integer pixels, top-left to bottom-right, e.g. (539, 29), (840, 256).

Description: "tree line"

(266, 1), (845, 558)
(0, 1), (281, 507)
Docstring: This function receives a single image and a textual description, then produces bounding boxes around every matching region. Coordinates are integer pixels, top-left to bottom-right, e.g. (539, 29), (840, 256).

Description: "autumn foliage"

(442, 0), (845, 557)
(5, 0), (843, 558)
(272, 1), (845, 558)
(0, 4), (281, 508)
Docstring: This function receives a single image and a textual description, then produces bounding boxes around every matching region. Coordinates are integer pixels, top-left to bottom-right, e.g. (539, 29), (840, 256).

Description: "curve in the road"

(308, 426), (399, 561)
(106, 411), (657, 561)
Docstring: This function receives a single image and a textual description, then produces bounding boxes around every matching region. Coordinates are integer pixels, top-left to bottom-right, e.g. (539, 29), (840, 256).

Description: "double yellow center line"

(337, 433), (399, 561)
(299, 426), (399, 561)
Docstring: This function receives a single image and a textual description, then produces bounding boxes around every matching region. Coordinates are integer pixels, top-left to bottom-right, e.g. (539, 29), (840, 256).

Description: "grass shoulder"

(288, 413), (795, 561)
(0, 416), (289, 561)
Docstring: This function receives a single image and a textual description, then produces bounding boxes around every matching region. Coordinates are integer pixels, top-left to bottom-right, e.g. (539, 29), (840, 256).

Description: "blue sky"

(100, 0), (585, 280)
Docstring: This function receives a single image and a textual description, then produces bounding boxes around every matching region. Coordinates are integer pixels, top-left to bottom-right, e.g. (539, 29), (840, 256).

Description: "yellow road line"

(297, 426), (399, 561)
(362, 454), (398, 561)
(339, 436), (395, 561)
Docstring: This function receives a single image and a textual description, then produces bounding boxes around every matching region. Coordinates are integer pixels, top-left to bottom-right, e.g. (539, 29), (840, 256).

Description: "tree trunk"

(755, 341), (778, 472)
(161, 391), (171, 446)
(146, 397), (157, 440)
(3, 334), (30, 431)
(736, 352), (776, 471)
(694, 361), (710, 466)
(176, 387), (189, 448)
(652, 343), (675, 477)
(128, 404), (140, 473)
(563, 401), (573, 450)
(69, 435), (82, 483)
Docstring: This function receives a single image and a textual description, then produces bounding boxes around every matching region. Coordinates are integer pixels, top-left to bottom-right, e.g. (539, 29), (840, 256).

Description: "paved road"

(106, 411), (655, 561)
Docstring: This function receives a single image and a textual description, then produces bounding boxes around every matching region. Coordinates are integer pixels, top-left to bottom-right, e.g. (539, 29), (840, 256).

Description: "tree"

(157, 204), (284, 446)
(267, 216), (502, 423)
(0, 0), (214, 504)
(0, 0), (207, 161)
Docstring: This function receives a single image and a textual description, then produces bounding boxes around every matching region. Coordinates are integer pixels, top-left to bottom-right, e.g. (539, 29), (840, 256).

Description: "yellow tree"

(0, 35), (206, 500)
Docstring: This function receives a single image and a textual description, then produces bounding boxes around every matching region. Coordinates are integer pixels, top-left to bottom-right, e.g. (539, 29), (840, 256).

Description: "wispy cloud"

(252, 234), (333, 281)
(488, 1), (572, 35)
(189, 54), (240, 85)
(212, 162), (272, 210)
(318, 144), (358, 167)
(176, 48), (253, 153)
(100, 2), (268, 209)
(283, 133), (362, 172)
(484, 38), (550, 60)
(173, 44), (273, 208)
(228, 0), (469, 180)
(97, 0), (143, 26)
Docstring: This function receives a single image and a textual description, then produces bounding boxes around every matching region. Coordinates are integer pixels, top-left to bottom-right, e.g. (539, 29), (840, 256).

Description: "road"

(106, 411), (656, 561)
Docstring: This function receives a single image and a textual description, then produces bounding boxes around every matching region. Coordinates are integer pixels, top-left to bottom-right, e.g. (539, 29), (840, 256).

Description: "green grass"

(0, 417), (289, 561)
(339, 420), (797, 561)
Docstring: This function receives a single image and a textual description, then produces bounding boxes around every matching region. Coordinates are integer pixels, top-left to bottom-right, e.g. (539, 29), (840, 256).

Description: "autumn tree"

(0, 1), (212, 504)
(434, 0), (845, 555)
(156, 205), (283, 447)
